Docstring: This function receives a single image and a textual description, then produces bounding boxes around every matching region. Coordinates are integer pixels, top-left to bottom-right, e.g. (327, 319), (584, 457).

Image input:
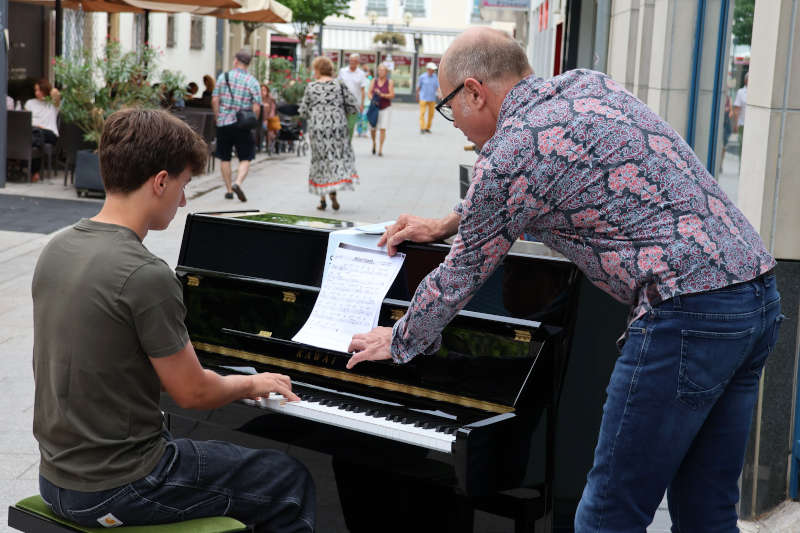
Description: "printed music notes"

(292, 243), (405, 353)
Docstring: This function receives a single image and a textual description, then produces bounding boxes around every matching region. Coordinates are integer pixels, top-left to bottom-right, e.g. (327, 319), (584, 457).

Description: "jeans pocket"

(749, 313), (786, 377)
(181, 493), (231, 520)
(678, 327), (755, 409)
(65, 485), (178, 527)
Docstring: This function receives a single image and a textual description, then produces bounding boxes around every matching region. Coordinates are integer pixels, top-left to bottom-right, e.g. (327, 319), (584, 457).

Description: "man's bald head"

(440, 27), (532, 89)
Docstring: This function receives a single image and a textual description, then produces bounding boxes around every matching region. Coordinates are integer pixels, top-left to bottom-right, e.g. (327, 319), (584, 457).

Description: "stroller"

(271, 103), (308, 157)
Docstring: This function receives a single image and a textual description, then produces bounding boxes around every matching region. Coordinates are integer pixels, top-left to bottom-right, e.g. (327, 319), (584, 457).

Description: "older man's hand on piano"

(378, 213), (461, 256)
(346, 326), (393, 369)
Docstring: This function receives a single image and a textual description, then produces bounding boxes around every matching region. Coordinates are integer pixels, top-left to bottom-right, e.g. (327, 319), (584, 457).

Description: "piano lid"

(177, 212), (578, 327)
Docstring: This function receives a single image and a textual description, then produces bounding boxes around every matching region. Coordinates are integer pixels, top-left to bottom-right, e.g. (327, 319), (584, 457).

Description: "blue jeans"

(575, 274), (783, 533)
(40, 438), (315, 532)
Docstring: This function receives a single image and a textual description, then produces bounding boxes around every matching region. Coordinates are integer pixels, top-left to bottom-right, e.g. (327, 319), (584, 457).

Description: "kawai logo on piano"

(295, 349), (336, 366)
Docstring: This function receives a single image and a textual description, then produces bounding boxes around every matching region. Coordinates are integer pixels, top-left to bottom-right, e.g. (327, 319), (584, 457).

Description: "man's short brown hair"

(99, 109), (207, 193)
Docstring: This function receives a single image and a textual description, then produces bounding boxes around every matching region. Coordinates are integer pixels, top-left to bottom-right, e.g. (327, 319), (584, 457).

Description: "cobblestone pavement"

(1, 103), (796, 532)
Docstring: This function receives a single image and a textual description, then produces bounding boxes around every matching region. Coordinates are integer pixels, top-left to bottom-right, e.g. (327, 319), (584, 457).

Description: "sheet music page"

(292, 243), (405, 353)
(320, 221), (394, 285)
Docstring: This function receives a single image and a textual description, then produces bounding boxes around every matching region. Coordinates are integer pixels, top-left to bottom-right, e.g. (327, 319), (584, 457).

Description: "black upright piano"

(161, 212), (628, 532)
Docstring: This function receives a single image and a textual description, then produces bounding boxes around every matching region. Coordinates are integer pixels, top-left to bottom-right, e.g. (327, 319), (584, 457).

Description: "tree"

(280, 0), (352, 67)
(229, 21), (266, 45)
(732, 0), (755, 46)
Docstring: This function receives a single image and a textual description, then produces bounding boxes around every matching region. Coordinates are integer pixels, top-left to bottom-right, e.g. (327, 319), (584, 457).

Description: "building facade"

(314, 0), (515, 101)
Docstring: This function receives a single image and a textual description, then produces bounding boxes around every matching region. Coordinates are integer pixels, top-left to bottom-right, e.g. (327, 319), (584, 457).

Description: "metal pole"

(55, 0), (62, 57)
(0, 0), (8, 188)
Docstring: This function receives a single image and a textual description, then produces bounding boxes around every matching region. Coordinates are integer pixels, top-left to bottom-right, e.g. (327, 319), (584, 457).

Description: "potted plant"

(54, 40), (161, 196)
(268, 55), (310, 106)
(373, 31), (406, 50)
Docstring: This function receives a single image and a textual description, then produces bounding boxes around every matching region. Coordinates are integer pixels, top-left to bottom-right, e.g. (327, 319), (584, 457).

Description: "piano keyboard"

(242, 388), (458, 453)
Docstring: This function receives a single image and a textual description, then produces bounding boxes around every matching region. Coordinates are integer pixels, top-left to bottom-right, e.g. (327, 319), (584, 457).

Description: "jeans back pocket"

(65, 485), (179, 527)
(678, 327), (755, 409)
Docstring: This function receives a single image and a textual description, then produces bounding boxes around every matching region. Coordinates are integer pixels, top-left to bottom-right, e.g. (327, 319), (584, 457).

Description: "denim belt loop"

(671, 293), (682, 310)
(54, 486), (64, 516)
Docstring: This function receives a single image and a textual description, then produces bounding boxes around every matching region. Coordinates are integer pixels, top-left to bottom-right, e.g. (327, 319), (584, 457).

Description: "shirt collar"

(496, 73), (544, 129)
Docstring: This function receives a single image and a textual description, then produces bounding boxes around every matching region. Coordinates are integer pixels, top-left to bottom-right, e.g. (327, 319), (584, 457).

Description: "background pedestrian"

(367, 64), (394, 156)
(337, 53), (367, 141)
(299, 56), (360, 211)
(212, 48), (261, 202)
(416, 62), (439, 133)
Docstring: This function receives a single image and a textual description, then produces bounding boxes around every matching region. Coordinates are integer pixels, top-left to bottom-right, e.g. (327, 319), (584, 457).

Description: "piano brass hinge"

(258, 330), (272, 338)
(390, 308), (405, 321)
(282, 291), (297, 303)
(187, 276), (200, 287)
(514, 329), (532, 343)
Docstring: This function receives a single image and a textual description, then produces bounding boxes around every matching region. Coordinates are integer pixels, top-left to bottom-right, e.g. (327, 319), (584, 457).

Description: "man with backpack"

(212, 49), (261, 202)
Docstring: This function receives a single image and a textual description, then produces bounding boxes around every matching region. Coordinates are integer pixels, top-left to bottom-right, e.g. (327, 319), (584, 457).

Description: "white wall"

(148, 13), (217, 88)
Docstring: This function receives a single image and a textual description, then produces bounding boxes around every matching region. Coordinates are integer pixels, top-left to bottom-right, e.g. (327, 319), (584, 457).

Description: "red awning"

(271, 35), (299, 43)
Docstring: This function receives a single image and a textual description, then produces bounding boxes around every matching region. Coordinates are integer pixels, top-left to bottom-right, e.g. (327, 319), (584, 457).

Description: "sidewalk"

(1, 103), (797, 532)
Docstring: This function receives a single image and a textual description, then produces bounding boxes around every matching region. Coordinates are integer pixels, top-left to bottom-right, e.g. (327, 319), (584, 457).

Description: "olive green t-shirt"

(32, 219), (190, 491)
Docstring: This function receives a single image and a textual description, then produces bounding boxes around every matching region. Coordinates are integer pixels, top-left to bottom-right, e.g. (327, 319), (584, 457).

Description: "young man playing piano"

(32, 109), (315, 532)
(347, 27), (782, 532)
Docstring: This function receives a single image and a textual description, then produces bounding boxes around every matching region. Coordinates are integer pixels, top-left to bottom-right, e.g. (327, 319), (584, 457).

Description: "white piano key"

(244, 394), (456, 454)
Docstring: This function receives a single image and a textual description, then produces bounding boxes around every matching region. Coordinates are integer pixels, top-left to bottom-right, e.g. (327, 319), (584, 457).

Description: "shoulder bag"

(225, 72), (258, 130)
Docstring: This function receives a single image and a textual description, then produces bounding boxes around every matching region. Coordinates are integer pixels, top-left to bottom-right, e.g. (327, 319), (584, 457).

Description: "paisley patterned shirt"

(391, 69), (775, 363)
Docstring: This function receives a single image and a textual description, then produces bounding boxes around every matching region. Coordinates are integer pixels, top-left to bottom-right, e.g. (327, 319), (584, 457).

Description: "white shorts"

(374, 106), (391, 130)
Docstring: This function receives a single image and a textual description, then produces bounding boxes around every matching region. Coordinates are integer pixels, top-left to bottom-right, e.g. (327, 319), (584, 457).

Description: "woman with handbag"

(367, 64), (395, 156)
(298, 56), (360, 211)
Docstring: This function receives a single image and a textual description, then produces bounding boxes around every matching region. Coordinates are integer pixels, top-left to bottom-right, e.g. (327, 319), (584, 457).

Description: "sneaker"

(232, 183), (247, 202)
(420, 129), (425, 134)
(224, 192), (234, 199)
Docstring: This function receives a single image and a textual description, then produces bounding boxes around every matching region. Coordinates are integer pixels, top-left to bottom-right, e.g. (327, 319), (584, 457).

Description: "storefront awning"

(210, 0), (291, 22)
(420, 33), (455, 56)
(321, 27), (415, 55)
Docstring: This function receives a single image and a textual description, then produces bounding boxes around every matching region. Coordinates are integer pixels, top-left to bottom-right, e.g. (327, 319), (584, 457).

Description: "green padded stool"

(8, 495), (249, 533)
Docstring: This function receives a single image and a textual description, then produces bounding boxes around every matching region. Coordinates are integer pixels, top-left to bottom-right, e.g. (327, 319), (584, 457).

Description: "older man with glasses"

(347, 26), (781, 533)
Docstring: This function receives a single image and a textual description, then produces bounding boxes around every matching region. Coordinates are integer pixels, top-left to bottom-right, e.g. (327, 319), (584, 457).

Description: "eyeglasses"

(435, 79), (482, 122)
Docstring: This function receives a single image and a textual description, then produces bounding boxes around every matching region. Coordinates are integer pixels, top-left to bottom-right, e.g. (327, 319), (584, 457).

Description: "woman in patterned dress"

(299, 56), (360, 210)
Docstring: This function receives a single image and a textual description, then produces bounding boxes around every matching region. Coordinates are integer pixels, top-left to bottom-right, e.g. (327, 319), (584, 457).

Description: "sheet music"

(321, 221), (394, 285)
(293, 243), (405, 353)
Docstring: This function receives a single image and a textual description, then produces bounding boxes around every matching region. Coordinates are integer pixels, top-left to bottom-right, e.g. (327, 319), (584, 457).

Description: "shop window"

(686, 0), (751, 204)
(190, 16), (204, 50)
(366, 0), (388, 16)
(166, 14), (176, 48)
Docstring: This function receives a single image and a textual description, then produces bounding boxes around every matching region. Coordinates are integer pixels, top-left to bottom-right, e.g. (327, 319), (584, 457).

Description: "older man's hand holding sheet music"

(292, 243), (405, 357)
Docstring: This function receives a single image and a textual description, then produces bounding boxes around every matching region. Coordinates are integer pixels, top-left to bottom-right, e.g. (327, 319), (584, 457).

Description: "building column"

(606, 0), (697, 138)
(643, 0), (696, 138)
(632, 0), (653, 101)
(736, 0), (800, 518)
(606, 0), (640, 92)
